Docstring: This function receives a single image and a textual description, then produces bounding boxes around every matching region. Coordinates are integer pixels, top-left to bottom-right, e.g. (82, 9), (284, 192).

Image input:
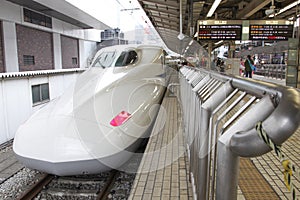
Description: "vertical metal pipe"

(178, 0), (184, 40)
(198, 106), (213, 199)
(180, 0), (182, 35)
(196, 81), (234, 200)
(216, 97), (275, 200)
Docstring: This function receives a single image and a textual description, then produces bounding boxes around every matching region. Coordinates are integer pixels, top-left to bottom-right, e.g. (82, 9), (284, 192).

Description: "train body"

(13, 44), (167, 176)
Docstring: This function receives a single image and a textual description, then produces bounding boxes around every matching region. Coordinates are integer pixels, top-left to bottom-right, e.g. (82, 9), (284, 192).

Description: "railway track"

(0, 139), (146, 199)
(17, 174), (54, 200)
(35, 171), (117, 199)
(0, 139), (14, 150)
(0, 139), (25, 186)
(31, 170), (136, 200)
(1, 167), (136, 200)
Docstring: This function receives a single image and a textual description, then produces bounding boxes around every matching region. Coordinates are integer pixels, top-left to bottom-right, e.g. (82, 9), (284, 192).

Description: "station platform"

(129, 73), (300, 200)
(128, 88), (193, 200)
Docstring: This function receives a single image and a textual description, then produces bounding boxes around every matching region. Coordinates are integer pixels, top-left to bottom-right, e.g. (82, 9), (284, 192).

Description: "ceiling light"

(215, 40), (224, 45)
(269, 0), (300, 17)
(207, 0), (222, 17)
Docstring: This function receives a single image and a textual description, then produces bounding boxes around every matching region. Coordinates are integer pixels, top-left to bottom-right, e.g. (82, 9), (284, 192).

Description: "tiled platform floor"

(128, 93), (194, 200)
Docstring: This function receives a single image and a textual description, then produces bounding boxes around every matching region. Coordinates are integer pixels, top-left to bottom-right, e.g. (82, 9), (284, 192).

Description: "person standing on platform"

(219, 61), (225, 72)
(244, 55), (254, 78)
(240, 58), (245, 76)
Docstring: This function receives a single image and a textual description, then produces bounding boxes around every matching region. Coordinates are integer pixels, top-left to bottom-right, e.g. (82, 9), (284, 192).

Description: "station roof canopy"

(137, 0), (297, 53)
(6, 0), (110, 30)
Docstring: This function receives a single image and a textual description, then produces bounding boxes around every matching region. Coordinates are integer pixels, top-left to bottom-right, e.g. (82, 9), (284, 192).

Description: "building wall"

(0, 21), (4, 72)
(16, 25), (54, 71)
(61, 35), (79, 69)
(2, 21), (19, 72)
(0, 71), (82, 143)
(0, 1), (101, 72)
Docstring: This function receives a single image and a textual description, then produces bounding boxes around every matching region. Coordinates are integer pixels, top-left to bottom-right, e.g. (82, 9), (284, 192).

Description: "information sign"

(249, 21), (293, 40)
(197, 20), (293, 41)
(197, 20), (242, 40)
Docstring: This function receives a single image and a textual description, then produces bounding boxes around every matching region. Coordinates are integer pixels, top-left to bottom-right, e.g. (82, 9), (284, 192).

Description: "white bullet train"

(13, 44), (168, 176)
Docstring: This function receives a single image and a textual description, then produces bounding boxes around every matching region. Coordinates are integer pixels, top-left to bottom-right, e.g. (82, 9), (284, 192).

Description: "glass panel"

(92, 51), (116, 68)
(45, 17), (52, 28)
(124, 51), (138, 65)
(31, 11), (41, 25)
(23, 8), (52, 28)
(32, 85), (40, 104)
(23, 8), (31, 23)
(41, 84), (50, 101)
(115, 51), (126, 67)
(72, 57), (78, 65)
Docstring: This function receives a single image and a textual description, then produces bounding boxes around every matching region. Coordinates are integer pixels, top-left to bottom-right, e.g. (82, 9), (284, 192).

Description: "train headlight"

(110, 111), (132, 127)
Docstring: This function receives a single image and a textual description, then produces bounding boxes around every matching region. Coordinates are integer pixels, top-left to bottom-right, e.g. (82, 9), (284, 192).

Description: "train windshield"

(92, 51), (116, 68)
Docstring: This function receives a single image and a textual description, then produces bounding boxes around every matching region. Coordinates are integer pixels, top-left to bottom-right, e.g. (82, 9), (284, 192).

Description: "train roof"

(98, 44), (164, 52)
(92, 44), (164, 62)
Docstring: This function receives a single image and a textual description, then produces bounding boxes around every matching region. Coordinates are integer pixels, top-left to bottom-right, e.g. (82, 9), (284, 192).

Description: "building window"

(32, 83), (50, 105)
(24, 8), (52, 28)
(72, 57), (78, 65)
(23, 55), (35, 65)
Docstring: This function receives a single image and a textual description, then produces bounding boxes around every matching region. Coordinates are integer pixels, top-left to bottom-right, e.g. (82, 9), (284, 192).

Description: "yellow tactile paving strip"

(239, 157), (280, 199)
(128, 94), (193, 200)
(250, 126), (300, 200)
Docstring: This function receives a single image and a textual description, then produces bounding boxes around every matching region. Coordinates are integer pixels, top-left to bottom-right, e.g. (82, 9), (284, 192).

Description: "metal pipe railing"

(255, 64), (286, 80)
(179, 66), (300, 200)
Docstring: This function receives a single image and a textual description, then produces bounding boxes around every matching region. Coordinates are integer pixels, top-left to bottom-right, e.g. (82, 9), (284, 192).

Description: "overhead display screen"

(197, 20), (293, 41)
(197, 20), (243, 41)
(198, 24), (242, 40)
(249, 24), (293, 40)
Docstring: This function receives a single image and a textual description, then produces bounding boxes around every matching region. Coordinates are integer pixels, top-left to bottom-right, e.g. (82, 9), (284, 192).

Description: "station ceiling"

(137, 0), (298, 53)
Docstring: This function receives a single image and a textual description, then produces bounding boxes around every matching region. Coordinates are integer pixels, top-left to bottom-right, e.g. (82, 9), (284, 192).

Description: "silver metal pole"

(197, 81), (234, 200)
(216, 97), (275, 200)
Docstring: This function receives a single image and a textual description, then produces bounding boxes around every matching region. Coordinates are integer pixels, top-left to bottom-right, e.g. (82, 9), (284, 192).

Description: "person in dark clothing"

(219, 61), (225, 72)
(216, 57), (221, 67)
(244, 55), (254, 78)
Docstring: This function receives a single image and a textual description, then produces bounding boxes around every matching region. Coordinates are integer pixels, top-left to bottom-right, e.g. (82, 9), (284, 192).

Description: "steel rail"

(17, 174), (54, 200)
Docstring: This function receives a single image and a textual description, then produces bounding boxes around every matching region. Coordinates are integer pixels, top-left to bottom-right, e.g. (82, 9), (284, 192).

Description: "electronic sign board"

(197, 20), (294, 41)
(249, 20), (293, 40)
(198, 20), (242, 40)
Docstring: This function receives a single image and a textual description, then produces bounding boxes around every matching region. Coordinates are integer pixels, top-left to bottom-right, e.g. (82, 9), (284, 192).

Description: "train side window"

(125, 51), (138, 65)
(115, 50), (138, 67)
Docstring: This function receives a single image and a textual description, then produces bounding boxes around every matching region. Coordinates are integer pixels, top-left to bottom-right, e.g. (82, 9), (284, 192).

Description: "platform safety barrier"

(179, 66), (300, 200)
(255, 64), (286, 80)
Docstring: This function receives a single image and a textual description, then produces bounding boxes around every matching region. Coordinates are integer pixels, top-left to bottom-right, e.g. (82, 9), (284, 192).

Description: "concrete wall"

(0, 71), (81, 144)
(2, 21), (19, 72)
(0, 21), (4, 73)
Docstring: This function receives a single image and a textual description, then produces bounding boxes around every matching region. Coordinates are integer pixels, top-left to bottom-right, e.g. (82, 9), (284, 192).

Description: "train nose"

(13, 115), (84, 161)
(13, 112), (117, 175)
